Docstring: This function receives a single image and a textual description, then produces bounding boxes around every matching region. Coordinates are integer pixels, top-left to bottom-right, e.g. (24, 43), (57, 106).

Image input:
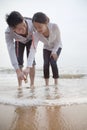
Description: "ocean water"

(0, 68), (87, 107)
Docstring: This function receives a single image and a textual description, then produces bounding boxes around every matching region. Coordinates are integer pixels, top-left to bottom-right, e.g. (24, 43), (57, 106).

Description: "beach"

(0, 0), (87, 129)
(0, 68), (87, 130)
(0, 104), (87, 130)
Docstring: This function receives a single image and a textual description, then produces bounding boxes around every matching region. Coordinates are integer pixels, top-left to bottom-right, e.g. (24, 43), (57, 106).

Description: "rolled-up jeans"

(43, 48), (61, 79)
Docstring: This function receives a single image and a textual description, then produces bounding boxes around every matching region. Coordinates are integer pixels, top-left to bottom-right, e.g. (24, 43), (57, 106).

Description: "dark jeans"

(15, 40), (35, 68)
(43, 48), (61, 79)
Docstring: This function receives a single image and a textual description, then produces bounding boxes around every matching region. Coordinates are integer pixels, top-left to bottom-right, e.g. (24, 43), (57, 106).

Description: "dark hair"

(32, 12), (49, 24)
(5, 11), (24, 28)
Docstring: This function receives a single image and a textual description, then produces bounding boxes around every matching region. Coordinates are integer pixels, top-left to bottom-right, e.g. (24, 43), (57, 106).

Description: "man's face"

(13, 20), (27, 35)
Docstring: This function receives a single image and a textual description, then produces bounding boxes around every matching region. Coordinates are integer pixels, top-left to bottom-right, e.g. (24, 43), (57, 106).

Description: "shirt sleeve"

(51, 24), (62, 54)
(5, 31), (19, 70)
(27, 33), (39, 67)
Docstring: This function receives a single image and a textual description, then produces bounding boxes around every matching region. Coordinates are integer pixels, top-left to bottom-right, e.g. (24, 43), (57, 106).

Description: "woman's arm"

(5, 30), (19, 70)
(51, 24), (62, 54)
(27, 33), (39, 67)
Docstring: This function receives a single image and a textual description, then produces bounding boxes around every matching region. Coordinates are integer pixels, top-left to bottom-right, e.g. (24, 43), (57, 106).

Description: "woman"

(24, 12), (62, 86)
(5, 11), (35, 88)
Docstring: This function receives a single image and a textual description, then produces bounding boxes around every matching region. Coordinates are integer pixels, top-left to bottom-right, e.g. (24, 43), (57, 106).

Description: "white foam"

(0, 95), (87, 106)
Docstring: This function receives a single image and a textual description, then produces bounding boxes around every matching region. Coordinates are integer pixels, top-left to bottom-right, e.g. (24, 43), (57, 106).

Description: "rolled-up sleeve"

(27, 33), (39, 67)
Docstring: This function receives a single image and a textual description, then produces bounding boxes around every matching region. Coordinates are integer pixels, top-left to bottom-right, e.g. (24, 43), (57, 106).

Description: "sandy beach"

(0, 69), (87, 130)
(0, 104), (87, 130)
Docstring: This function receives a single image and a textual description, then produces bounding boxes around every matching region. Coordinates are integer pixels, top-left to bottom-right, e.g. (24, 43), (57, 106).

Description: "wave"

(0, 87), (87, 107)
(0, 95), (87, 107)
(60, 74), (86, 79)
(0, 67), (87, 106)
(0, 68), (15, 74)
(0, 68), (87, 79)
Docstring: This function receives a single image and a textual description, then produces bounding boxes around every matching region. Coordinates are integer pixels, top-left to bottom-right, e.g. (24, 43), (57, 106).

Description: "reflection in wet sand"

(9, 105), (87, 130)
(10, 106), (61, 130)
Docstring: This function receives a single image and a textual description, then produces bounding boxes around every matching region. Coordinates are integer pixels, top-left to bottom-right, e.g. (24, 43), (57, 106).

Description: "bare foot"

(30, 84), (34, 89)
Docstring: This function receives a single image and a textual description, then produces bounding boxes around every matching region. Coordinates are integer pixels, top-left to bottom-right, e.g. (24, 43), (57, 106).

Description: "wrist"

(26, 67), (30, 73)
(16, 68), (21, 73)
(26, 67), (30, 69)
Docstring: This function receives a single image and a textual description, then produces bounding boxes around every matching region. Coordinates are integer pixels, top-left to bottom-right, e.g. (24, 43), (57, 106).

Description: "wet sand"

(0, 104), (87, 130)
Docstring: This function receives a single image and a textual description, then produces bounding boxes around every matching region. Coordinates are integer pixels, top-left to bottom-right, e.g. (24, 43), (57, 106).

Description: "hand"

(50, 53), (58, 60)
(23, 67), (30, 77)
(16, 69), (25, 80)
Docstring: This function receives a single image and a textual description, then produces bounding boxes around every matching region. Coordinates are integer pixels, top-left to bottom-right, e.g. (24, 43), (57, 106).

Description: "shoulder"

(33, 31), (39, 37)
(24, 17), (32, 24)
(50, 23), (59, 30)
(5, 26), (12, 34)
(24, 17), (34, 30)
(49, 23), (60, 34)
(24, 17), (32, 20)
(48, 23), (59, 30)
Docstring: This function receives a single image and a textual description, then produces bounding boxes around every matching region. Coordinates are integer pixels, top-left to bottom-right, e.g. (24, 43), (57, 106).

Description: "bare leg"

(17, 78), (22, 88)
(17, 68), (22, 88)
(54, 78), (58, 86)
(29, 65), (35, 88)
(45, 78), (49, 86)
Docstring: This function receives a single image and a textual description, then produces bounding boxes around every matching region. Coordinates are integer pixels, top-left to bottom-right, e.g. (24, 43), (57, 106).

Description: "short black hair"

(6, 11), (24, 28)
(32, 12), (49, 24)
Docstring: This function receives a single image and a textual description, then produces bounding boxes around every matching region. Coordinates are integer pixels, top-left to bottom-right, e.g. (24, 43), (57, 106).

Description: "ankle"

(54, 79), (58, 85)
(45, 78), (49, 86)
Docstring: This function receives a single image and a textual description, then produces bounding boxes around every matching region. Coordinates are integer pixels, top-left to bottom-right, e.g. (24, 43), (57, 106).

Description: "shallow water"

(0, 69), (87, 130)
(0, 68), (87, 107)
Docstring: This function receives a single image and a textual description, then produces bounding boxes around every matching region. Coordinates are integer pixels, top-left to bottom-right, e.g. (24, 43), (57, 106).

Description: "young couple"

(5, 11), (62, 88)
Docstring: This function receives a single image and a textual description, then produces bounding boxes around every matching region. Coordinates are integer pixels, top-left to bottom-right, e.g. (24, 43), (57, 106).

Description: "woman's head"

(6, 11), (24, 28)
(32, 12), (49, 34)
(32, 12), (49, 24)
(6, 11), (27, 35)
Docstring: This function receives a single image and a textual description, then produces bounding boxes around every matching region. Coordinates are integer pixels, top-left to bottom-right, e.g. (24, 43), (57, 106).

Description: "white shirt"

(5, 18), (33, 70)
(27, 22), (62, 67)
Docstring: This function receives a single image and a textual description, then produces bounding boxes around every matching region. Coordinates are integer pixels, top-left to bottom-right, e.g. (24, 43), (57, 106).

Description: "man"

(5, 11), (35, 88)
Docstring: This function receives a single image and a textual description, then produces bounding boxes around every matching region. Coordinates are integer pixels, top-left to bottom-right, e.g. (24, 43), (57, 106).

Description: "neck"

(43, 27), (49, 38)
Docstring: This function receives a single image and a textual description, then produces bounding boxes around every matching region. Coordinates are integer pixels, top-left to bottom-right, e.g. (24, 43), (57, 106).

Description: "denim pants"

(43, 49), (59, 79)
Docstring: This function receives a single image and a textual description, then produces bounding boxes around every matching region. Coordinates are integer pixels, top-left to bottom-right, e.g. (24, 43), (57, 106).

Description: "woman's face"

(13, 20), (27, 35)
(33, 22), (47, 34)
